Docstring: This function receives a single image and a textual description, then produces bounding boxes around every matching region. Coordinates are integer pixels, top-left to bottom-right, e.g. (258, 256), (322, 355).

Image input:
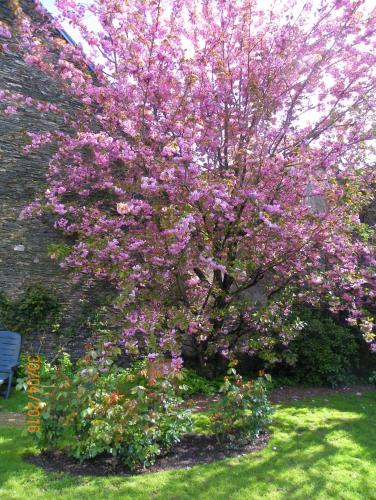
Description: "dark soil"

(25, 431), (270, 476)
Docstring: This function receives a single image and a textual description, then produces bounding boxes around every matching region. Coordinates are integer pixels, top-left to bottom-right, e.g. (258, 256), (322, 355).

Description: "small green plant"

(35, 348), (192, 471)
(369, 371), (376, 385)
(178, 369), (221, 397)
(0, 286), (61, 335)
(209, 362), (273, 445)
(57, 352), (73, 375)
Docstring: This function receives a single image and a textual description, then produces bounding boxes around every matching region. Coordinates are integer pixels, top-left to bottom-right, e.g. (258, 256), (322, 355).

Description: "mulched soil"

(25, 431), (270, 476)
(19, 383), (376, 476)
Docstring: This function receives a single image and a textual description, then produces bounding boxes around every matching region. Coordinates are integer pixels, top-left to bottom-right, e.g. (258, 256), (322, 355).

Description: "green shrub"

(16, 352), (73, 391)
(178, 368), (221, 397)
(35, 350), (192, 471)
(0, 286), (61, 334)
(288, 308), (359, 387)
(209, 362), (273, 445)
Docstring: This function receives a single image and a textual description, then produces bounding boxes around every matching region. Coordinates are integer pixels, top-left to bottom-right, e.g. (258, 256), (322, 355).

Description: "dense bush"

(209, 363), (273, 445)
(36, 349), (192, 471)
(287, 308), (359, 387)
(178, 369), (222, 397)
(0, 286), (61, 334)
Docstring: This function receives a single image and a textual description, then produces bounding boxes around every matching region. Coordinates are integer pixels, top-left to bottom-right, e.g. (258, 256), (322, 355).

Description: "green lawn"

(0, 391), (27, 414)
(1, 391), (376, 500)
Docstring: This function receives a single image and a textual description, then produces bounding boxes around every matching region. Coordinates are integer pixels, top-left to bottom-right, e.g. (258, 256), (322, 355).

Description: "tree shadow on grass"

(151, 393), (376, 499)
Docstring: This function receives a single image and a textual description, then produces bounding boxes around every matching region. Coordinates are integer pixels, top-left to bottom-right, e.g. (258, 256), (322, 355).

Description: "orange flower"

(105, 391), (121, 405)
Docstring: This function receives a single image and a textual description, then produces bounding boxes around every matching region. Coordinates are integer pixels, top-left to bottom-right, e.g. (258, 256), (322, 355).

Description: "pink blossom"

(4, 105), (17, 115)
(263, 203), (283, 215)
(117, 202), (131, 215)
(0, 23), (12, 39)
(171, 356), (184, 372)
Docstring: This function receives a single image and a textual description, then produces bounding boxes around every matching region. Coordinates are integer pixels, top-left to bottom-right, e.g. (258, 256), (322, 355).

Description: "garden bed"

(25, 431), (270, 476)
(20, 384), (376, 476)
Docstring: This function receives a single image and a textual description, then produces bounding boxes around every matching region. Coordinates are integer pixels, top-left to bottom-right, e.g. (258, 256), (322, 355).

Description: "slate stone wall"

(0, 0), (97, 359)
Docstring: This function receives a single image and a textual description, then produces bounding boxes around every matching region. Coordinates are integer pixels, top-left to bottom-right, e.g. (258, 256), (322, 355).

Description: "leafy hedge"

(287, 308), (359, 387)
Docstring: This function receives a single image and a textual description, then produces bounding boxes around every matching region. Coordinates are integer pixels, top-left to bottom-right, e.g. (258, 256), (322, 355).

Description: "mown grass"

(0, 391), (27, 414)
(1, 391), (375, 500)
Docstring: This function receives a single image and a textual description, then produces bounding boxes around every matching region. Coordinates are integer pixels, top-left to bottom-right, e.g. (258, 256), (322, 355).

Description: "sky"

(40, 0), (56, 12)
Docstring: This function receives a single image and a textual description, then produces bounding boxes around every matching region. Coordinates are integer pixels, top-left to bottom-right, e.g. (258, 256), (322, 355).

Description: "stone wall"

(0, 0), (98, 359)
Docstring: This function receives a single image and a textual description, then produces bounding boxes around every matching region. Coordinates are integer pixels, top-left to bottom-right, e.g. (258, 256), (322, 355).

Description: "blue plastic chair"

(0, 331), (21, 399)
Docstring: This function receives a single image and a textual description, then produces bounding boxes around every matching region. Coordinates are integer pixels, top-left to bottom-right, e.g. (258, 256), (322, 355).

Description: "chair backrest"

(0, 331), (21, 371)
